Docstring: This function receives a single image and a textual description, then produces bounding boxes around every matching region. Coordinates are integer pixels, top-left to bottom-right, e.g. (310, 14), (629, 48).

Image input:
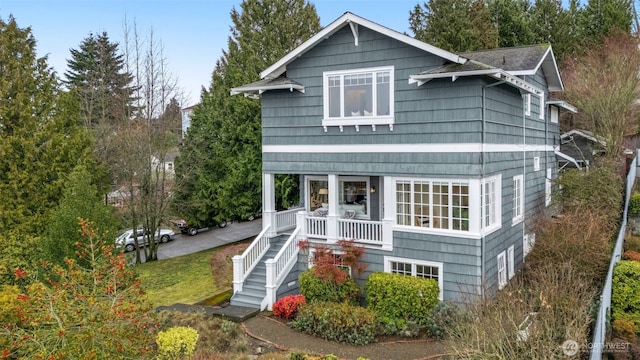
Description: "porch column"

(381, 176), (394, 250)
(263, 173), (277, 237)
(326, 174), (339, 243)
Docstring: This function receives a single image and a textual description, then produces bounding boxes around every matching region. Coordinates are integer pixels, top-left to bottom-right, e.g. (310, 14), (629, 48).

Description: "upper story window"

(323, 66), (394, 130)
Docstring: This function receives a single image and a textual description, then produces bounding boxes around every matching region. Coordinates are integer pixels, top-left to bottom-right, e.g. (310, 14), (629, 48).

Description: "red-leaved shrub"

(623, 250), (640, 262)
(272, 294), (306, 320)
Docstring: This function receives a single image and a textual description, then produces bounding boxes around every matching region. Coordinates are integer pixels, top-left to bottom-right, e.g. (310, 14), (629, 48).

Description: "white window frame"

(507, 245), (515, 279)
(394, 178), (472, 233)
(533, 157), (540, 172)
(481, 175), (502, 234)
(322, 66), (395, 129)
(523, 233), (536, 259)
(384, 256), (443, 300)
(550, 105), (559, 124)
(497, 251), (507, 290)
(524, 94), (531, 116)
(545, 169), (552, 207)
(308, 248), (352, 276)
(512, 175), (524, 225)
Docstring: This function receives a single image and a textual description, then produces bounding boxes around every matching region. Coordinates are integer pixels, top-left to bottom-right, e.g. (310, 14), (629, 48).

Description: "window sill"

(322, 116), (395, 132)
(512, 217), (524, 226)
(393, 225), (482, 240)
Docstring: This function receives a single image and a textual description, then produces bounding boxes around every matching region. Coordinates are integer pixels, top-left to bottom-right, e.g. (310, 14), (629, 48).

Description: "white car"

(115, 228), (176, 252)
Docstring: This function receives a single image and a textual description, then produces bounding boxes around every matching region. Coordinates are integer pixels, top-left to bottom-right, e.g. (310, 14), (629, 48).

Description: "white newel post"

(265, 258), (276, 310)
(232, 255), (243, 293)
(296, 211), (306, 238)
(263, 173), (277, 236)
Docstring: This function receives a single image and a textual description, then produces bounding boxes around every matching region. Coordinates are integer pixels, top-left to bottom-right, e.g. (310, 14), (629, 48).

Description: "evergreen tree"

(581, 0), (633, 43)
(64, 32), (135, 128)
(530, 0), (579, 62)
(175, 0), (319, 224)
(488, 0), (536, 47)
(43, 165), (119, 266)
(0, 16), (95, 284)
(410, 0), (497, 52)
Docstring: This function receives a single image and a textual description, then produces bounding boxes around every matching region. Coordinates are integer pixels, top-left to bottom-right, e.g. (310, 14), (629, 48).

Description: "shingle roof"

(461, 45), (551, 72)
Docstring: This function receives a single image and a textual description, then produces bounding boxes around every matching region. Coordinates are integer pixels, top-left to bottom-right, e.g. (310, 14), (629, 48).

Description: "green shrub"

(424, 301), (461, 339)
(299, 269), (359, 304)
(612, 260), (640, 332)
(630, 193), (640, 216)
(365, 272), (439, 325)
(290, 301), (378, 345)
(156, 326), (199, 360)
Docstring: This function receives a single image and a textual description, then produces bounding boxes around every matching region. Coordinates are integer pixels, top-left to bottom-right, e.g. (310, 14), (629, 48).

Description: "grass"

(133, 248), (222, 307)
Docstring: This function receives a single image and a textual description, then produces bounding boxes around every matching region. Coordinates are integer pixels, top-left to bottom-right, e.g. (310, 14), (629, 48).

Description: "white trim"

(507, 245), (515, 279)
(533, 157), (540, 171)
(524, 94), (531, 116)
(512, 175), (524, 225)
(261, 12), (465, 79)
(539, 93), (545, 120)
(384, 256), (444, 300)
(322, 66), (395, 127)
(263, 143), (557, 154)
(545, 168), (552, 207)
(550, 105), (559, 123)
(497, 251), (507, 290)
(547, 100), (577, 113)
(481, 174), (502, 235)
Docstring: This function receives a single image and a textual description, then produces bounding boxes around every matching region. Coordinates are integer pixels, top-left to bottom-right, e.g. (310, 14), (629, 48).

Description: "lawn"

(133, 241), (249, 307)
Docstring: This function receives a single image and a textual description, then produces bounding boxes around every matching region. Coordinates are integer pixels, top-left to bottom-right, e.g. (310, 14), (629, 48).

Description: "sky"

(0, 0), (419, 107)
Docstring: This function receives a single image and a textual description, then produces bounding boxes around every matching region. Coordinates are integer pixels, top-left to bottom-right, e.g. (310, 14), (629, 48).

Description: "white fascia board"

(409, 69), (500, 85)
(555, 150), (582, 169)
(260, 12), (466, 80)
(508, 47), (563, 91)
(547, 100), (577, 113)
(230, 84), (305, 96)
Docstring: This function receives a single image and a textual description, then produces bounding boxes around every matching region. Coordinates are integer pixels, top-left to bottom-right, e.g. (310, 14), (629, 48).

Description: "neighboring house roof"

(461, 45), (564, 91)
(561, 129), (606, 146)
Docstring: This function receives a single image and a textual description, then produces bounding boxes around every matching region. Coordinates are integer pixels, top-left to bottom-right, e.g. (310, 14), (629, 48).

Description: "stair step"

(230, 298), (261, 309)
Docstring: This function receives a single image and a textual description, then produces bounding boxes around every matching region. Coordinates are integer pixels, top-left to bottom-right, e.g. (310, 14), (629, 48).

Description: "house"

(229, 12), (577, 310)
(181, 104), (197, 139)
(559, 129), (605, 169)
(151, 152), (178, 175)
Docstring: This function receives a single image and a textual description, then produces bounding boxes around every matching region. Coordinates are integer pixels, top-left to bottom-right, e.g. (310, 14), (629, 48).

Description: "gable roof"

(462, 45), (563, 91)
(561, 129), (606, 146)
(259, 12), (466, 80)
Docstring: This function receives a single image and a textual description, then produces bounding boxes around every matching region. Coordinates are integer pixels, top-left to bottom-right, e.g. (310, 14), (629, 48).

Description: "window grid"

(497, 252), (507, 290)
(416, 264), (439, 280)
(395, 179), (470, 232)
(483, 180), (496, 228)
(391, 261), (412, 275)
(325, 67), (393, 119)
(513, 175), (524, 223)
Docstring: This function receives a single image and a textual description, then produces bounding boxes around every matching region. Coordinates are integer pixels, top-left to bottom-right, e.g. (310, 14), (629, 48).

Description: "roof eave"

(410, 69), (544, 95)
(547, 100), (578, 113)
(260, 12), (466, 80)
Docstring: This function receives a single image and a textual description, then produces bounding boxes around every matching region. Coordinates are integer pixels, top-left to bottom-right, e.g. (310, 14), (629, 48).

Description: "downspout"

(481, 79), (505, 299)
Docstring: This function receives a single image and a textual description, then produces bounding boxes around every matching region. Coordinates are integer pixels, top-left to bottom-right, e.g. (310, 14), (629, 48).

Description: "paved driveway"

(134, 220), (263, 261)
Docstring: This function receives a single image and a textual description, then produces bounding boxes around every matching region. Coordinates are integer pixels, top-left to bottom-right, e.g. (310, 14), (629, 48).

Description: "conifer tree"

(0, 16), (95, 284)
(175, 0), (319, 223)
(410, 0), (497, 52)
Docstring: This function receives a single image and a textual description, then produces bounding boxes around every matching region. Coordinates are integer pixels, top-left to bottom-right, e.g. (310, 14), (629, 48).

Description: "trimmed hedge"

(612, 260), (640, 332)
(299, 269), (359, 304)
(630, 193), (640, 216)
(365, 272), (439, 325)
(290, 301), (378, 345)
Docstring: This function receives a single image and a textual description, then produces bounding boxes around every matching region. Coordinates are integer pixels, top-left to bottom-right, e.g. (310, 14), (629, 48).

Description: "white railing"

(232, 225), (271, 293)
(305, 216), (328, 239)
(264, 227), (301, 310)
(338, 218), (383, 244)
(276, 207), (303, 232)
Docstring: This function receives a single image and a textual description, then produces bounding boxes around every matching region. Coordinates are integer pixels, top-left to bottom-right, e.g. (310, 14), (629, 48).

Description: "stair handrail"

(232, 225), (271, 293)
(263, 226), (301, 310)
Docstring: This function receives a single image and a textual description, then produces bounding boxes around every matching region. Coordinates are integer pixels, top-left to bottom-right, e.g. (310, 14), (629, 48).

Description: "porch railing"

(275, 207), (303, 232)
(305, 216), (328, 238)
(264, 227), (301, 310)
(338, 218), (383, 244)
(232, 225), (271, 293)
